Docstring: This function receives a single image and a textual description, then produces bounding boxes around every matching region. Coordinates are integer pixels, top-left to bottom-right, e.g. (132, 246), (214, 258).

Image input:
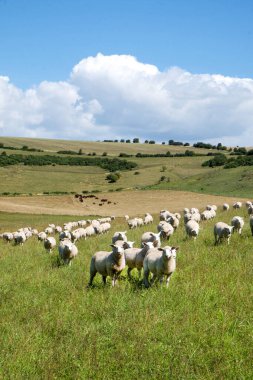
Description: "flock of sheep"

(1, 200), (252, 288)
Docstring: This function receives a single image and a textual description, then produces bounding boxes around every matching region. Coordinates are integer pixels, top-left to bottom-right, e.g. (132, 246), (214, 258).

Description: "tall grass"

(0, 207), (253, 379)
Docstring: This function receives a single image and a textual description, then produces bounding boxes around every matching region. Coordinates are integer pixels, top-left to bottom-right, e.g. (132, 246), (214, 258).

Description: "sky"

(0, 0), (253, 145)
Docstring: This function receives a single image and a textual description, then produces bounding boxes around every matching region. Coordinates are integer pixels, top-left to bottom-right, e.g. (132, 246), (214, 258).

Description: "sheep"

(141, 231), (161, 247)
(157, 221), (174, 240)
(245, 201), (252, 208)
(185, 220), (199, 240)
(160, 210), (172, 221)
(233, 201), (242, 209)
(115, 240), (135, 249)
(143, 246), (178, 288)
(38, 231), (47, 241)
(125, 215), (130, 221)
(2, 232), (14, 242)
(214, 222), (234, 245)
(231, 216), (244, 235)
(88, 244), (125, 287)
(45, 226), (54, 234)
(128, 218), (138, 229)
(174, 212), (181, 220)
(59, 230), (72, 240)
(166, 214), (179, 230)
(247, 205), (253, 215)
(55, 226), (63, 233)
(14, 232), (26, 246)
(112, 231), (127, 244)
(249, 215), (253, 236)
(99, 222), (111, 234)
(144, 213), (153, 225)
(201, 210), (213, 221)
(44, 237), (56, 253)
(84, 225), (96, 237)
(58, 239), (78, 265)
(223, 203), (229, 211)
(184, 212), (201, 224)
(124, 242), (154, 278)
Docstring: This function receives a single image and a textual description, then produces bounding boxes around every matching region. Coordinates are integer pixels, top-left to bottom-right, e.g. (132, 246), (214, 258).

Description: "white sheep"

(231, 216), (244, 235)
(141, 231), (161, 247)
(58, 239), (78, 265)
(223, 203), (229, 211)
(128, 218), (138, 229)
(124, 242), (154, 278)
(2, 232), (14, 242)
(45, 226), (54, 234)
(44, 237), (56, 253)
(14, 232), (26, 245)
(59, 230), (72, 240)
(157, 221), (174, 240)
(143, 246), (178, 288)
(38, 231), (47, 241)
(112, 231), (127, 244)
(88, 244), (125, 287)
(214, 222), (234, 245)
(185, 220), (199, 240)
(166, 214), (179, 230)
(233, 201), (242, 209)
(144, 213), (153, 225)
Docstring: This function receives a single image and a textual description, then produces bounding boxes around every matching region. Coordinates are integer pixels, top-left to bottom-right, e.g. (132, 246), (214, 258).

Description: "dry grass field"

(0, 190), (249, 217)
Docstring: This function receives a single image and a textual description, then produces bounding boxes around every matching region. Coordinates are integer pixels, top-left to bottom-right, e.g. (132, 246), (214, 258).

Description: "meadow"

(0, 137), (253, 379)
(0, 205), (253, 379)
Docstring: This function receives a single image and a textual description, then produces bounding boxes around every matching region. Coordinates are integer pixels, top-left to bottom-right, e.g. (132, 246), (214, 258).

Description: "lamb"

(223, 203), (229, 211)
(143, 246), (178, 288)
(214, 222), (234, 245)
(157, 221), (174, 240)
(185, 220), (199, 240)
(231, 216), (244, 235)
(112, 231), (127, 244)
(58, 239), (78, 265)
(144, 213), (153, 225)
(44, 237), (56, 253)
(124, 242), (154, 278)
(141, 231), (161, 247)
(88, 244), (125, 287)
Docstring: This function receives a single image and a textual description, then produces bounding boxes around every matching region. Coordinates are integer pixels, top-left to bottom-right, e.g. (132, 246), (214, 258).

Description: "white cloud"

(1, 53), (253, 145)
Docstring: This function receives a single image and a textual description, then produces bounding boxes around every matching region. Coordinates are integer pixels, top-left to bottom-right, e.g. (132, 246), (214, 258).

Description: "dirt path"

(0, 190), (248, 217)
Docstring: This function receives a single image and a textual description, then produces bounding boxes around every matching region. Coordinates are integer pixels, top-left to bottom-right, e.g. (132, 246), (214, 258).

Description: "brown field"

(0, 190), (248, 217)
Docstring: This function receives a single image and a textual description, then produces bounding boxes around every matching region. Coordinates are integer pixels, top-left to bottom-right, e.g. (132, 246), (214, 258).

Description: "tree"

(133, 138), (139, 143)
(126, 139), (131, 143)
(78, 148), (83, 155)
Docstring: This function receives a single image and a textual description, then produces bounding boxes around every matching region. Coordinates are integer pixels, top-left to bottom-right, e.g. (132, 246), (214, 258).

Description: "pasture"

(0, 204), (253, 379)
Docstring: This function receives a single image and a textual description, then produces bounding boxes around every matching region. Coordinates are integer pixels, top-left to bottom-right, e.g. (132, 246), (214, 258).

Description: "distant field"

(0, 136), (222, 156)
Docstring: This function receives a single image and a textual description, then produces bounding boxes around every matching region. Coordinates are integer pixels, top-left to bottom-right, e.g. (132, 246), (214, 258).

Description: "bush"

(106, 172), (121, 183)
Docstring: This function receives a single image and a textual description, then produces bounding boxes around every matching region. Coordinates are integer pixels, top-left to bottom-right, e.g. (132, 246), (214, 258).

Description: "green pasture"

(0, 207), (253, 379)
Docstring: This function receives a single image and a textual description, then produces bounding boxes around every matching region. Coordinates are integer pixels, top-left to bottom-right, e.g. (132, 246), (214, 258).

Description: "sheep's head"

(111, 244), (124, 257)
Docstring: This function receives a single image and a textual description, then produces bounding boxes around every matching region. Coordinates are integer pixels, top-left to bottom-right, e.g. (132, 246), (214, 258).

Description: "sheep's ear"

(150, 232), (155, 237)
(110, 244), (116, 248)
(172, 246), (179, 252)
(158, 247), (163, 251)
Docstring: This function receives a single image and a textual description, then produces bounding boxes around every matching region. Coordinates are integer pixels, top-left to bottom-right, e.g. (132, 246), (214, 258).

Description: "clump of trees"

(106, 172), (121, 183)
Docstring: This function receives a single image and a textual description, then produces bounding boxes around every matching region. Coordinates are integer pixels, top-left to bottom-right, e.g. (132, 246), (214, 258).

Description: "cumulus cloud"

(1, 53), (253, 145)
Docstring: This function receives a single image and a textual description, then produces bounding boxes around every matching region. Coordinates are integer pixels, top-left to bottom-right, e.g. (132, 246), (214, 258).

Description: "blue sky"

(0, 0), (253, 144)
(1, 0), (253, 88)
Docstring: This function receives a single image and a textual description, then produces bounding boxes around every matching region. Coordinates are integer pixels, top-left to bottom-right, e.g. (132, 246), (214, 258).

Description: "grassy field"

(0, 206), (253, 379)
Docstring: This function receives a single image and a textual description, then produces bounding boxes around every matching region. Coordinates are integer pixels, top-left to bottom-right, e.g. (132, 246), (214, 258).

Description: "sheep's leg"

(102, 275), (107, 285)
(127, 267), (132, 278)
(150, 274), (157, 285)
(137, 269), (142, 279)
(143, 270), (150, 288)
(88, 271), (97, 287)
(166, 274), (172, 287)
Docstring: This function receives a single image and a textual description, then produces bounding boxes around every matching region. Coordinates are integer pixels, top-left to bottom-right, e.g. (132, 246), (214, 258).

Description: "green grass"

(0, 208), (253, 379)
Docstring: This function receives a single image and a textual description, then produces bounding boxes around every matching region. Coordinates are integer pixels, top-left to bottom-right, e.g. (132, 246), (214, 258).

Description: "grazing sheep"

(55, 226), (63, 233)
(44, 237), (56, 253)
(166, 214), (179, 230)
(14, 232), (26, 246)
(58, 239), (78, 265)
(128, 218), (138, 229)
(112, 231), (127, 244)
(45, 226), (54, 234)
(160, 210), (172, 221)
(223, 203), (229, 211)
(143, 246), (178, 288)
(88, 244), (125, 287)
(141, 231), (161, 247)
(245, 201), (252, 208)
(185, 220), (199, 240)
(144, 213), (153, 225)
(59, 230), (72, 240)
(124, 242), (154, 278)
(247, 205), (253, 215)
(2, 232), (14, 242)
(38, 231), (47, 241)
(231, 216), (244, 235)
(214, 222), (234, 245)
(84, 225), (96, 237)
(233, 201), (242, 209)
(157, 221), (174, 240)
